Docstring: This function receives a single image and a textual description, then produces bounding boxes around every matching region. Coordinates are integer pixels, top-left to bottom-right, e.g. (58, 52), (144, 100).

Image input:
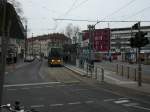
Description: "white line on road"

(50, 104), (64, 107)
(33, 86), (43, 89)
(114, 100), (129, 104)
(30, 105), (44, 108)
(4, 82), (61, 87)
(133, 105), (150, 111)
(7, 89), (16, 91)
(118, 98), (128, 100)
(85, 101), (95, 104)
(45, 85), (53, 88)
(68, 102), (81, 105)
(123, 103), (139, 107)
(21, 88), (30, 90)
(104, 99), (115, 102)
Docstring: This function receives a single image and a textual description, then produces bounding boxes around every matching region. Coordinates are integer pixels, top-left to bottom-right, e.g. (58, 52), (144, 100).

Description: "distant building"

(27, 33), (71, 56)
(110, 26), (150, 62)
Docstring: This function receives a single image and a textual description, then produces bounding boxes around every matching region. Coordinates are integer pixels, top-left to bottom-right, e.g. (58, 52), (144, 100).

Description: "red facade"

(94, 29), (110, 52)
(82, 28), (110, 52)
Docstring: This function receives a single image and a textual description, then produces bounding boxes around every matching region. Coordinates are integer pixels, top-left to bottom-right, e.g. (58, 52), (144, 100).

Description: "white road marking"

(85, 101), (94, 104)
(45, 85), (53, 88)
(50, 104), (64, 107)
(5, 72), (8, 75)
(68, 102), (81, 105)
(30, 105), (44, 108)
(104, 99), (115, 102)
(4, 82), (61, 87)
(7, 89), (16, 91)
(123, 103), (139, 107)
(118, 98), (128, 100)
(21, 88), (29, 90)
(33, 86), (43, 89)
(114, 100), (129, 104)
(133, 105), (150, 111)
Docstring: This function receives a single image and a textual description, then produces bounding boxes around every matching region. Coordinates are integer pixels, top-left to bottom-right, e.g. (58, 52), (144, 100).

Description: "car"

(24, 56), (34, 62)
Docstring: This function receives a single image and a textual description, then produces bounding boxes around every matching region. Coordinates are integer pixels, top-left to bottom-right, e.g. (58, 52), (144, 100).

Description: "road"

(2, 59), (150, 112)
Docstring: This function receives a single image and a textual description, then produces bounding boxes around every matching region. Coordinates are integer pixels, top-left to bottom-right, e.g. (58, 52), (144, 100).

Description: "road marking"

(45, 85), (53, 88)
(21, 88), (29, 90)
(114, 100), (129, 104)
(85, 101), (94, 104)
(4, 82), (61, 87)
(123, 103), (139, 107)
(68, 102), (81, 105)
(118, 98), (128, 100)
(133, 105), (150, 111)
(34, 86), (43, 89)
(7, 89), (16, 91)
(30, 105), (44, 108)
(50, 104), (64, 107)
(5, 72), (8, 75)
(104, 99), (115, 102)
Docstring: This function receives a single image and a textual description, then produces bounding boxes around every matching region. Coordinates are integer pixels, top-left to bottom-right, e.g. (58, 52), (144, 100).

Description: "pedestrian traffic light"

(131, 31), (149, 48)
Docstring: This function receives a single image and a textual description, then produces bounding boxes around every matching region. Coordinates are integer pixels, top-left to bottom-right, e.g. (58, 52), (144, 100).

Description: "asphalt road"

(2, 59), (150, 112)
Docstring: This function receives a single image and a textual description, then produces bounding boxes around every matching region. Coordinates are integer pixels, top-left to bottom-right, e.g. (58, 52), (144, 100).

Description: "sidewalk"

(64, 64), (150, 94)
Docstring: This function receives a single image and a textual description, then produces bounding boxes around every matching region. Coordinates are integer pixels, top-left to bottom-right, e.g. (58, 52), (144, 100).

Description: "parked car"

(24, 56), (34, 62)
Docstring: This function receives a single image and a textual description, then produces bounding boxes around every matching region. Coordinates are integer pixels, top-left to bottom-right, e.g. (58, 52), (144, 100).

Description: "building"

(81, 28), (111, 62)
(111, 26), (150, 62)
(0, 2), (25, 63)
(27, 33), (71, 57)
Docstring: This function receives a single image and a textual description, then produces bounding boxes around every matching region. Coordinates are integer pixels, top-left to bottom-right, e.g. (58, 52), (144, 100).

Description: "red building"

(82, 28), (110, 52)
(94, 29), (110, 52)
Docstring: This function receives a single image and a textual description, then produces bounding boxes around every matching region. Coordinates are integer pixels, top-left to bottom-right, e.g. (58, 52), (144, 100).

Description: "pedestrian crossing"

(104, 98), (139, 107)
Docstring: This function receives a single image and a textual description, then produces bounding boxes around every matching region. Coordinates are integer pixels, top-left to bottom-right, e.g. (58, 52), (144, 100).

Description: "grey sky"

(18, 0), (150, 37)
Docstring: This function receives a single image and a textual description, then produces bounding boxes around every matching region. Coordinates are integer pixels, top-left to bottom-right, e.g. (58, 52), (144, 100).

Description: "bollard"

(121, 65), (123, 76)
(127, 66), (130, 79)
(95, 67), (97, 79)
(87, 64), (88, 76)
(101, 68), (104, 82)
(116, 64), (118, 74)
(134, 68), (136, 81)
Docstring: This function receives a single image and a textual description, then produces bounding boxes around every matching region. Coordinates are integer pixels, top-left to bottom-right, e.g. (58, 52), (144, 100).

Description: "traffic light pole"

(88, 25), (95, 65)
(0, 0), (7, 108)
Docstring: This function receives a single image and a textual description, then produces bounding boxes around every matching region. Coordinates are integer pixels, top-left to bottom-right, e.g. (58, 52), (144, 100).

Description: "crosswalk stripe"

(123, 103), (139, 107)
(114, 100), (129, 104)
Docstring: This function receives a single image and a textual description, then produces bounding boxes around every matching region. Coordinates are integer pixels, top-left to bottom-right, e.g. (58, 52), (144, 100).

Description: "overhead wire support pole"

(0, 0), (7, 109)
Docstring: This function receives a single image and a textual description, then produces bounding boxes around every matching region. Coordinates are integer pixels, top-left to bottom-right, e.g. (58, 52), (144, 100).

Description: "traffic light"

(129, 37), (136, 48)
(130, 31), (149, 48)
(132, 22), (140, 30)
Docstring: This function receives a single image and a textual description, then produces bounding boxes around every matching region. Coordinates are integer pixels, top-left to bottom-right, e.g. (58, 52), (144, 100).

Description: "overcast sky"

(17, 0), (150, 37)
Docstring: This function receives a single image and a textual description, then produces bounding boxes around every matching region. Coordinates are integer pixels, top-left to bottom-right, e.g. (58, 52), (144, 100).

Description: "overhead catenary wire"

(101, 0), (138, 20)
(124, 5), (150, 20)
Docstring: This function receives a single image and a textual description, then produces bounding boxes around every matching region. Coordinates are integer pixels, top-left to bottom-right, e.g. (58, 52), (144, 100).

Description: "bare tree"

(65, 23), (73, 38)
(73, 26), (80, 44)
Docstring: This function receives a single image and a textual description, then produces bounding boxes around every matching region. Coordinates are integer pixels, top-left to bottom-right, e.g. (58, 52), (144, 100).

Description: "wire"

(72, 0), (89, 10)
(125, 6), (150, 19)
(102, 0), (138, 20)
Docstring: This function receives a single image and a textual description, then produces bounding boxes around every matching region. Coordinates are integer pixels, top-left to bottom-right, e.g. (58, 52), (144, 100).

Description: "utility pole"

(25, 20), (27, 59)
(0, 0), (7, 108)
(32, 33), (33, 56)
(87, 25), (95, 65)
(137, 22), (142, 86)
